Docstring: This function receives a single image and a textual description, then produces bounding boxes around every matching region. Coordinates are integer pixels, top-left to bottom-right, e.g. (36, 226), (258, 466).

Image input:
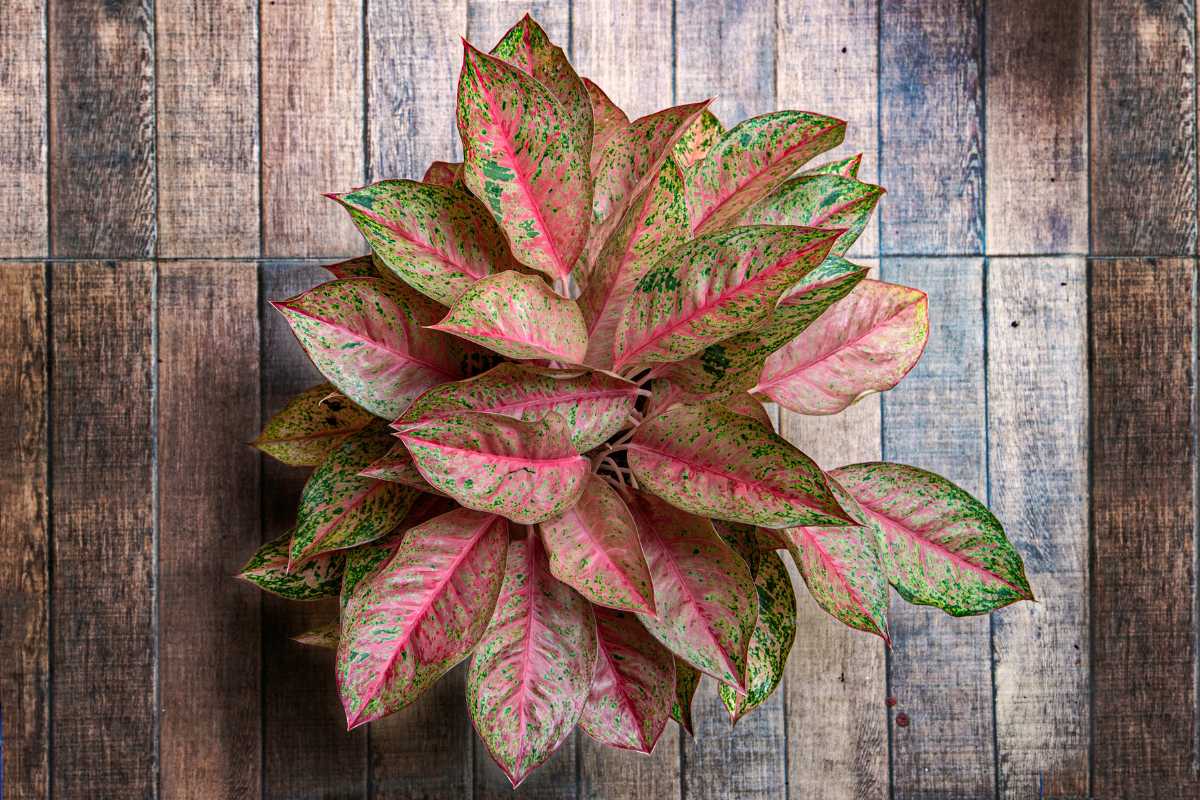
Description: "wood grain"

(1090, 258), (1198, 798)
(779, 259), (887, 800)
(676, 0), (775, 122)
(879, 0), (983, 255)
(987, 257), (1089, 799)
(0, 2), (47, 255)
(572, 0), (673, 119)
(158, 262), (261, 798)
(156, 1), (259, 257)
(369, 0), (467, 181)
(50, 262), (156, 796)
(260, 261), (367, 798)
(985, 0), (1087, 254)
(48, 1), (155, 257)
(880, 258), (994, 798)
(262, 0), (365, 257)
(0, 264), (48, 799)
(1091, 1), (1196, 255)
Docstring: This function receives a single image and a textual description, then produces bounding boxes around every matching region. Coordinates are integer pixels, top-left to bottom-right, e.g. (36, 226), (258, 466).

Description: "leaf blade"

(253, 383), (374, 466)
(239, 531), (344, 600)
(739, 173), (884, 257)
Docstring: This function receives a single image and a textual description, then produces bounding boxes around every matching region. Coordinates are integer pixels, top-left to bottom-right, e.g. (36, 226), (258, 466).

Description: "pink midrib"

(351, 203), (488, 280)
(513, 538), (544, 769)
(559, 502), (651, 610)
(596, 630), (652, 750)
(802, 529), (881, 630)
(585, 185), (659, 339)
(431, 319), (576, 362)
(304, 479), (393, 559)
(402, 387), (636, 428)
(400, 433), (587, 471)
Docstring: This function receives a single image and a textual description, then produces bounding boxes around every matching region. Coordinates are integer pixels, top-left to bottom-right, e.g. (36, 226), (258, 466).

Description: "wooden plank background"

(0, 1), (1196, 797)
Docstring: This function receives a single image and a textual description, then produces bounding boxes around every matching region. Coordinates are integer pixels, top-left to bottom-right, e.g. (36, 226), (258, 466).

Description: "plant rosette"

(239, 14), (1033, 787)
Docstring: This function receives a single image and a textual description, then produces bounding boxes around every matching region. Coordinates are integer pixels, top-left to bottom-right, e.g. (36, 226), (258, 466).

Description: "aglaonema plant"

(241, 15), (1033, 787)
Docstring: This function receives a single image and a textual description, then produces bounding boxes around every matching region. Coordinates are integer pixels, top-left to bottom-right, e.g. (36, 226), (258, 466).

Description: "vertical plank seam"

(150, 0), (163, 792)
(255, 3), (267, 796)
(1192, 254), (1199, 775)
(44, 1), (53, 258)
(44, 261), (54, 800)
(1084, 0), (1095, 792)
(363, 0), (371, 185)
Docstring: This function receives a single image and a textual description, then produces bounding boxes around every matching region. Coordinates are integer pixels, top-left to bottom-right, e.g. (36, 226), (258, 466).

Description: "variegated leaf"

(239, 531), (344, 600)
(395, 362), (637, 453)
(579, 608), (675, 752)
(672, 109), (725, 169)
(582, 77), (629, 170)
(457, 42), (591, 280)
(337, 507), (509, 727)
(359, 442), (445, 496)
(629, 491), (757, 689)
(539, 475), (655, 614)
(293, 622), (340, 649)
(253, 383), (374, 466)
(291, 426), (419, 567)
(754, 527), (787, 551)
(716, 523), (796, 723)
(830, 463), (1034, 616)
(399, 411), (589, 524)
(739, 173), (884, 256)
(272, 278), (462, 419)
(755, 279), (929, 415)
(491, 15), (593, 163)
(687, 111), (846, 234)
(611, 225), (842, 370)
(662, 256), (869, 397)
(580, 157), (690, 369)
(468, 535), (597, 787)
(628, 402), (853, 528)
(723, 392), (773, 429)
(798, 153), (862, 179)
(671, 658), (700, 735)
(324, 254), (386, 280)
(430, 270), (588, 363)
(423, 160), (464, 187)
(330, 179), (520, 306)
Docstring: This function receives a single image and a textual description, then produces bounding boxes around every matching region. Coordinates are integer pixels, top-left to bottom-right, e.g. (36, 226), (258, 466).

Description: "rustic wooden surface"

(0, 1), (1196, 798)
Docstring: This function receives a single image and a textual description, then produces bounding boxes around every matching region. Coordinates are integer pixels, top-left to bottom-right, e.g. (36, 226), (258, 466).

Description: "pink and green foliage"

(247, 14), (1032, 785)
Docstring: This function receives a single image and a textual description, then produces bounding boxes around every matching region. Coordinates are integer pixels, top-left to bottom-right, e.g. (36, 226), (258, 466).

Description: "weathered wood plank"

(368, 0), (467, 181)
(0, 3), (47, 255)
(49, 1), (155, 257)
(50, 261), (156, 796)
(262, 0), (364, 257)
(985, 0), (1087, 255)
(879, 0), (983, 255)
(158, 262), (261, 798)
(880, 258), (993, 798)
(572, 0), (673, 119)
(1091, 258), (1198, 798)
(260, 261), (367, 798)
(156, 1), (259, 257)
(475, 742), (577, 800)
(779, 259), (887, 800)
(1091, 2), (1196, 255)
(0, 264), (48, 799)
(676, 0), (775, 122)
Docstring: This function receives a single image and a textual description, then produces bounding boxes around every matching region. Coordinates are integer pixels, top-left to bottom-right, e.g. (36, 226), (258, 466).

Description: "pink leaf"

(723, 392), (773, 428)
(672, 108), (725, 169)
(798, 153), (862, 179)
(628, 402), (854, 528)
(579, 607), (675, 752)
(423, 160), (464, 188)
(239, 531), (344, 601)
(337, 507), (509, 727)
(468, 534), (597, 787)
(430, 270), (588, 363)
(628, 491), (757, 689)
(539, 476), (655, 614)
(400, 411), (589, 524)
(359, 442), (447, 496)
(738, 173), (884, 257)
(253, 383), (374, 467)
(582, 77), (630, 170)
(272, 277), (463, 419)
(754, 279), (930, 415)
(457, 41), (591, 280)
(324, 255), (386, 280)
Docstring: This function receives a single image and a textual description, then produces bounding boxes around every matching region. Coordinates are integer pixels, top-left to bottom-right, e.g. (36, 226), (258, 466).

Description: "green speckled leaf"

(579, 607), (675, 752)
(359, 442), (446, 496)
(399, 410), (589, 524)
(830, 462), (1034, 616)
(539, 475), (655, 614)
(272, 277), (463, 419)
(723, 392), (773, 428)
(395, 362), (638, 453)
(672, 109), (725, 169)
(239, 531), (344, 600)
(661, 256), (869, 397)
(755, 279), (929, 415)
(716, 522), (796, 723)
(254, 383), (374, 466)
(468, 535), (597, 788)
(324, 255), (387, 280)
(739, 173), (884, 256)
(686, 111), (846, 235)
(671, 658), (700, 734)
(331, 179), (520, 306)
(291, 426), (419, 567)
(612, 225), (842, 370)
(628, 402), (853, 528)
(337, 507), (509, 727)
(798, 153), (862, 179)
(430, 270), (588, 362)
(582, 77), (629, 170)
(457, 41), (591, 280)
(628, 491), (757, 689)
(490, 15), (593, 164)
(293, 621), (340, 649)
(423, 160), (464, 187)
(580, 157), (690, 370)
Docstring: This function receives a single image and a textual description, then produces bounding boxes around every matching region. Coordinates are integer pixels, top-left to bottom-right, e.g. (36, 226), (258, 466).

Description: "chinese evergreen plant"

(241, 15), (1032, 787)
